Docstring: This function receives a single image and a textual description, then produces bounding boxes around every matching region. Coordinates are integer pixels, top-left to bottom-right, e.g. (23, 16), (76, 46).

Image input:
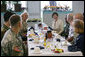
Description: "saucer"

(32, 51), (42, 54)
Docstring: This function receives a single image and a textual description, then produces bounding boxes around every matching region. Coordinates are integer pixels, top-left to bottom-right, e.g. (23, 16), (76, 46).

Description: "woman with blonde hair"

(73, 19), (84, 34)
(68, 19), (84, 56)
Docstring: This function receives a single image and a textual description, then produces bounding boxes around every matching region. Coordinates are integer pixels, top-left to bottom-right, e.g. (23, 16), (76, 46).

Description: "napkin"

(48, 26), (53, 30)
(30, 47), (34, 50)
(56, 39), (61, 42)
(29, 26), (35, 31)
(29, 39), (34, 41)
(36, 46), (45, 50)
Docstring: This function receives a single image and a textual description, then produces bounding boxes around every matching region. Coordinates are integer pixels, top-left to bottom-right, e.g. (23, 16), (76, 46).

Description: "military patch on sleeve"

(13, 46), (22, 52)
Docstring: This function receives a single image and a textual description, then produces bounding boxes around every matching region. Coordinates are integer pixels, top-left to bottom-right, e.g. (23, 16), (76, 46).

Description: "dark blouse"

(75, 33), (84, 54)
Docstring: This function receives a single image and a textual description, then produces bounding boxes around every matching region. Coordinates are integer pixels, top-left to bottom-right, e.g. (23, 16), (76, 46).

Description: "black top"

(75, 33), (84, 53)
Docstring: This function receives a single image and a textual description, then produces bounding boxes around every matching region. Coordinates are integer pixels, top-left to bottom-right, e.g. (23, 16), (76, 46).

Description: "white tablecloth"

(27, 34), (82, 56)
(27, 23), (83, 56)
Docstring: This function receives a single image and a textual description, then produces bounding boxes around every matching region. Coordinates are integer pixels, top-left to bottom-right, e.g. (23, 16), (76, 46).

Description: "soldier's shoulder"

(2, 30), (13, 43)
(1, 25), (7, 30)
(1, 27), (3, 31)
(3, 29), (12, 37)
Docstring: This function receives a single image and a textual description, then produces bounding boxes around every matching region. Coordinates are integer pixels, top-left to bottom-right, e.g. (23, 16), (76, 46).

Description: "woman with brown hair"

(52, 12), (64, 35)
(68, 19), (84, 56)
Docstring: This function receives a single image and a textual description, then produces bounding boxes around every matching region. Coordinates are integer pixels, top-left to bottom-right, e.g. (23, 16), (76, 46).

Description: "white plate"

(61, 42), (71, 46)
(32, 51), (42, 54)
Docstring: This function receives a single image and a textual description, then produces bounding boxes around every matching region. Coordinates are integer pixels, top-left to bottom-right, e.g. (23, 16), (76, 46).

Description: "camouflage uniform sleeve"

(18, 37), (27, 56)
(1, 41), (13, 56)
(1, 40), (24, 56)
(1, 28), (6, 40)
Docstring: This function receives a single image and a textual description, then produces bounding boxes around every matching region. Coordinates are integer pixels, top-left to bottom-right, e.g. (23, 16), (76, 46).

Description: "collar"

(3, 24), (10, 30)
(10, 29), (19, 38)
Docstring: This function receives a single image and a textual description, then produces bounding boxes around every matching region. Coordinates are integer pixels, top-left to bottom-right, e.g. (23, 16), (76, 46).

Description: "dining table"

(27, 23), (83, 56)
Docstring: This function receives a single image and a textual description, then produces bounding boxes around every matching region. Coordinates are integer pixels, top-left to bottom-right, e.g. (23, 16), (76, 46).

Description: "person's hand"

(66, 37), (74, 42)
(23, 41), (27, 44)
(13, 46), (21, 52)
(22, 33), (27, 37)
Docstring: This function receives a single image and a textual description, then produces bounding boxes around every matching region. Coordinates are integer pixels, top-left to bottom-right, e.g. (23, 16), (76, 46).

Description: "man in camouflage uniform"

(1, 24), (10, 40)
(1, 11), (15, 41)
(20, 12), (28, 40)
(1, 15), (26, 56)
(19, 12), (29, 56)
(19, 12), (29, 43)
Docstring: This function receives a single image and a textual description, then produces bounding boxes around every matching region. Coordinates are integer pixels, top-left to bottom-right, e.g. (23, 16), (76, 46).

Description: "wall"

(27, 1), (41, 19)
(1, 1), (84, 27)
(73, 1), (84, 14)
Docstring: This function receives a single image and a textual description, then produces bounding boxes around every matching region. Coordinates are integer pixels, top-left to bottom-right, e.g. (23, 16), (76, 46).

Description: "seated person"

(74, 13), (84, 21)
(35, 22), (48, 30)
(35, 23), (42, 30)
(45, 30), (53, 42)
(68, 19), (84, 55)
(38, 23), (43, 30)
(66, 13), (75, 43)
(52, 12), (64, 35)
(1, 15), (26, 56)
(19, 11), (29, 42)
(60, 14), (70, 38)
(1, 11), (15, 41)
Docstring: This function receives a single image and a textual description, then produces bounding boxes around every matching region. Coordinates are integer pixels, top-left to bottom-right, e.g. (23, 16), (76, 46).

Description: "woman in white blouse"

(52, 12), (64, 35)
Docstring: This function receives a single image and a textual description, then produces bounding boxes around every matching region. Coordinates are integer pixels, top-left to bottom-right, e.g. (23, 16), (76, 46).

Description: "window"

(21, 1), (27, 8)
(6, 1), (27, 11)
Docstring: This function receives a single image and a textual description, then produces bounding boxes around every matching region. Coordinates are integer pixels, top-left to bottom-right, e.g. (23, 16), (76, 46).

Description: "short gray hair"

(21, 10), (29, 17)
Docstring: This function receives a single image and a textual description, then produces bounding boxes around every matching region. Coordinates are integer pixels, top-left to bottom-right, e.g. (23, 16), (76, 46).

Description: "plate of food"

(51, 48), (64, 53)
(29, 33), (36, 37)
